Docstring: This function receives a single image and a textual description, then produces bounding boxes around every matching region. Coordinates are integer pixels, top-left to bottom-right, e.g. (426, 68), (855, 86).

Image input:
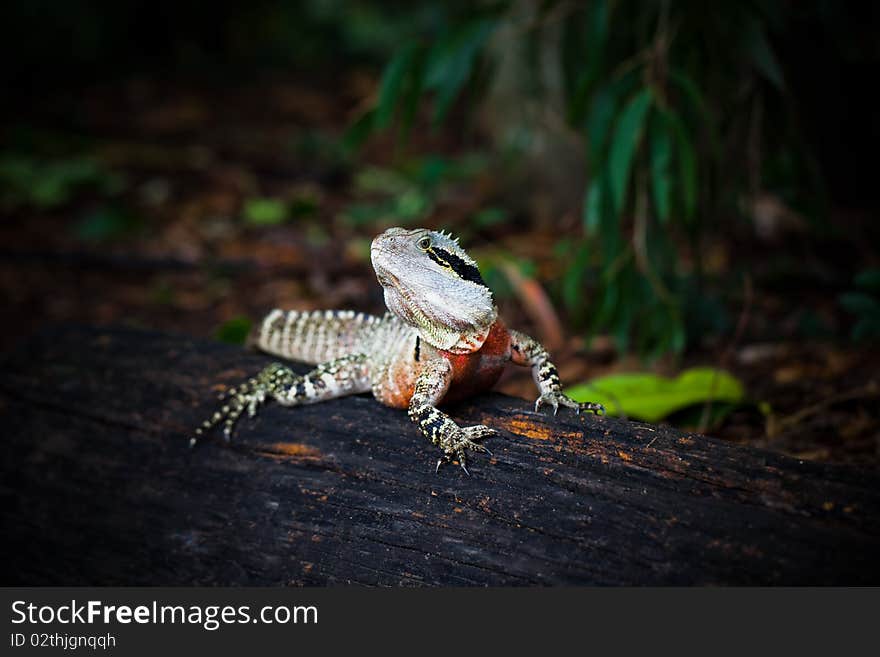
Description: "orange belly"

(378, 321), (511, 409)
(439, 320), (511, 405)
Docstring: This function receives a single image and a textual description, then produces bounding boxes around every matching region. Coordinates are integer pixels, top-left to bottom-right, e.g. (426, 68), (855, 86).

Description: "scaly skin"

(193, 228), (604, 473)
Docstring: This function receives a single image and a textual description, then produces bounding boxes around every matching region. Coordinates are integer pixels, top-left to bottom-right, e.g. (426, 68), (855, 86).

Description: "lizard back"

(253, 309), (383, 364)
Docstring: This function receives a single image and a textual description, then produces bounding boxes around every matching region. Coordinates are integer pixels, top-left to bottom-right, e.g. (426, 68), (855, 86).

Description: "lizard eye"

(417, 236), (432, 250)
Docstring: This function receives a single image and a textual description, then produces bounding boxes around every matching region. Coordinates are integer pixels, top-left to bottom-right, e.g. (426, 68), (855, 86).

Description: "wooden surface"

(1, 325), (878, 585)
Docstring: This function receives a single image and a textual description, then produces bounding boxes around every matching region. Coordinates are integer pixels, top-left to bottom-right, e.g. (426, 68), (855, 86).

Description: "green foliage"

(243, 188), (321, 225)
(566, 367), (745, 423)
(340, 153), (488, 226)
(74, 204), (142, 243)
(0, 153), (123, 210)
(839, 270), (880, 341)
(608, 89), (651, 214)
(345, 15), (496, 147)
(343, 166), (431, 225)
(472, 206), (508, 228)
(290, 130), (352, 177)
(242, 197), (288, 226)
(352, 1), (811, 358)
(214, 316), (253, 345)
(423, 18), (496, 124)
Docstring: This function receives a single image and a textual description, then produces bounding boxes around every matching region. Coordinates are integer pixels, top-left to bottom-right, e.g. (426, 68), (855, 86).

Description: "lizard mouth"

(374, 268), (398, 290)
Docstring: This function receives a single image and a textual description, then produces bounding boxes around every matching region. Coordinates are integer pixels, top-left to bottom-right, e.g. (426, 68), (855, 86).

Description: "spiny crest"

(434, 229), (461, 246)
(429, 229), (466, 259)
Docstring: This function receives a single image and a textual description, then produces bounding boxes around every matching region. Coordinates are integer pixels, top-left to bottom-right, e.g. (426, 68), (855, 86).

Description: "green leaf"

(424, 19), (495, 124)
(746, 24), (784, 90)
(666, 112), (698, 221)
(289, 190), (319, 219)
(839, 292), (880, 318)
(214, 316), (253, 345)
(354, 166), (410, 195)
(375, 43), (418, 129)
(415, 155), (450, 189)
(608, 89), (652, 213)
(671, 316), (686, 353)
(566, 367), (746, 423)
(243, 198), (287, 226)
(584, 86), (617, 163)
(611, 270), (636, 352)
(31, 175), (69, 208)
(853, 319), (880, 341)
(562, 243), (590, 313)
(567, 0), (609, 123)
(339, 202), (388, 226)
(583, 176), (604, 233)
(649, 111), (673, 224)
(398, 51), (426, 138)
(668, 68), (721, 165)
(393, 188), (430, 219)
(0, 154), (121, 209)
(74, 205), (141, 242)
(668, 69), (709, 118)
(343, 109), (376, 152)
(590, 273), (620, 337)
(855, 269), (880, 292)
(473, 206), (508, 227)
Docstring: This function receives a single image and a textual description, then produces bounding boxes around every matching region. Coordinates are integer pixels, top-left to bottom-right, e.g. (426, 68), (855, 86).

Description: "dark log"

(1, 325), (878, 586)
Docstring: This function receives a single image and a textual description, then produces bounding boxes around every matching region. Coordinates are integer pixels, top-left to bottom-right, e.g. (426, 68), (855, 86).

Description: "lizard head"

(371, 227), (497, 353)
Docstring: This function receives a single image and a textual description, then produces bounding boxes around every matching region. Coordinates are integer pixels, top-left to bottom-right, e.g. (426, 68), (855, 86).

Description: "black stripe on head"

(427, 247), (487, 287)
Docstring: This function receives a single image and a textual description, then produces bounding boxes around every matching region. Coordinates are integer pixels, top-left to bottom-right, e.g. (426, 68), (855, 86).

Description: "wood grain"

(1, 325), (878, 585)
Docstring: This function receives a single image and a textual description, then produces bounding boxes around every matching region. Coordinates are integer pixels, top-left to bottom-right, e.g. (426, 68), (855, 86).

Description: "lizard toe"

(536, 392), (603, 417)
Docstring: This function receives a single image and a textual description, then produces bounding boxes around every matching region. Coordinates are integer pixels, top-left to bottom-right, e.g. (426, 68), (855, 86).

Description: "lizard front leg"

(191, 354), (371, 446)
(508, 329), (605, 416)
(408, 359), (497, 475)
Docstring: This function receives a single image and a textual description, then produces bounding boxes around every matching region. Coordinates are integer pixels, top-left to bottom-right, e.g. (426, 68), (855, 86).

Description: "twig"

(769, 381), (880, 437)
(500, 262), (564, 351)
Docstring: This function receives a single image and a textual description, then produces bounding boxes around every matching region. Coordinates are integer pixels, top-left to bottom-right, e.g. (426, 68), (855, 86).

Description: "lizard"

(191, 227), (604, 473)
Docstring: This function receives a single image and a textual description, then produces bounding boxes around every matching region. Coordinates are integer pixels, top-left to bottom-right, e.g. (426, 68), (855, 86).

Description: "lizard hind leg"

(190, 355), (371, 447)
(190, 363), (295, 446)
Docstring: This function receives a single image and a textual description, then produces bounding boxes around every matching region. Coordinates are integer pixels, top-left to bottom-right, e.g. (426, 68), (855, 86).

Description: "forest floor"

(2, 75), (878, 466)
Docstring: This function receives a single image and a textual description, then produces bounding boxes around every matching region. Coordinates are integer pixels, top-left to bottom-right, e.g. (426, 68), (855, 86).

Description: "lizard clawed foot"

(535, 392), (605, 417)
(435, 425), (497, 475)
(189, 363), (295, 447)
